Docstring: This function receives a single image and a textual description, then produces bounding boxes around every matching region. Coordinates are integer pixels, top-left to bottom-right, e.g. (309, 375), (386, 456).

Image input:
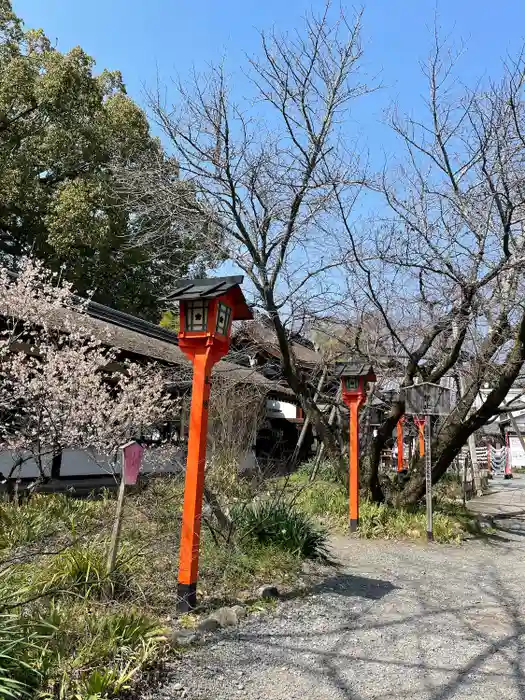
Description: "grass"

(281, 468), (483, 544)
(0, 612), (45, 699)
(0, 465), (485, 698)
(0, 475), (305, 698)
(34, 540), (141, 600)
(0, 603), (168, 699)
(0, 494), (103, 553)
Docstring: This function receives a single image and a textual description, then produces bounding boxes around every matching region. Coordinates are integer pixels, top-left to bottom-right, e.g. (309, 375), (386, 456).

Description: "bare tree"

(118, 3), (373, 466)
(337, 33), (525, 503)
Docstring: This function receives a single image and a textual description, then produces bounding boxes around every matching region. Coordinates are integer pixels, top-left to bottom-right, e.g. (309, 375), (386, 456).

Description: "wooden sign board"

(121, 441), (144, 485)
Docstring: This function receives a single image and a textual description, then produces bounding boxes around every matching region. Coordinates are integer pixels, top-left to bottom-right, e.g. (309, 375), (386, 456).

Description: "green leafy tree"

(0, 1), (202, 319)
(159, 309), (180, 333)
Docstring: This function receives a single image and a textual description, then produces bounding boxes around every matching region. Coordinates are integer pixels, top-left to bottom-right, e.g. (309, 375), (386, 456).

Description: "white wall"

(266, 398), (297, 420)
(508, 437), (525, 468)
(0, 446), (187, 479)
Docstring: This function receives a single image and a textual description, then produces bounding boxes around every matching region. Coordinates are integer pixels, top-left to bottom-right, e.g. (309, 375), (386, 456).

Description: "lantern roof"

(336, 361), (376, 380)
(166, 276), (253, 321)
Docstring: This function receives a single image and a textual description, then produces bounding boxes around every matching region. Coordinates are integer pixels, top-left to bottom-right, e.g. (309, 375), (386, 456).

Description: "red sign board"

(121, 441), (144, 485)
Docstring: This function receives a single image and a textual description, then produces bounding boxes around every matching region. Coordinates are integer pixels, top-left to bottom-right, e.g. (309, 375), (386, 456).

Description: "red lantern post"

(338, 363), (376, 532)
(505, 430), (513, 479)
(396, 416), (405, 472)
(414, 418), (426, 458)
(167, 277), (253, 611)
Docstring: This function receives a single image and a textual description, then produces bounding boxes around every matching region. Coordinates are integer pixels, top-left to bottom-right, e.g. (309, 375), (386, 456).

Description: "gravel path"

(150, 479), (525, 700)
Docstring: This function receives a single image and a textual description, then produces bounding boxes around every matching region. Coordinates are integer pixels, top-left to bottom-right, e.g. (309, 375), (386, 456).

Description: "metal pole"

(425, 415), (433, 542)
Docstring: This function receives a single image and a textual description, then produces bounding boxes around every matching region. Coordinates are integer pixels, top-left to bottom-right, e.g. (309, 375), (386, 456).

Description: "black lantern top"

(335, 361), (376, 381)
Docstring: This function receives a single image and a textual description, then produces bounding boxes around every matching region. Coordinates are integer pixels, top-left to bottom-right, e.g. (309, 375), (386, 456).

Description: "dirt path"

(149, 481), (525, 700)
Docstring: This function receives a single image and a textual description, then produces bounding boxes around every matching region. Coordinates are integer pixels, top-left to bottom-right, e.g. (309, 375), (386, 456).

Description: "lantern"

(165, 276), (252, 611)
(336, 362), (376, 532)
(337, 362), (376, 404)
(173, 276), (252, 361)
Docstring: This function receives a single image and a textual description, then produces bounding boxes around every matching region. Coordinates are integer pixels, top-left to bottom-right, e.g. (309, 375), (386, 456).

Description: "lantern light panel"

(344, 377), (360, 391)
(215, 302), (232, 336)
(185, 300), (209, 332)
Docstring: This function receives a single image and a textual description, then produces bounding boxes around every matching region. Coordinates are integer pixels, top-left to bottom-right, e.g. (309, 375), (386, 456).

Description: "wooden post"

(177, 349), (213, 612)
(349, 398), (360, 532)
(107, 441), (144, 576)
(107, 477), (126, 575)
(310, 386), (341, 482)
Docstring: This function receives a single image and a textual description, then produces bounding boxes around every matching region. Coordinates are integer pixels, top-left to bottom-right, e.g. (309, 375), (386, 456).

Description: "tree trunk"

(363, 402), (404, 502)
(397, 314), (525, 504)
(51, 451), (62, 480)
(265, 292), (346, 478)
(288, 366), (327, 471)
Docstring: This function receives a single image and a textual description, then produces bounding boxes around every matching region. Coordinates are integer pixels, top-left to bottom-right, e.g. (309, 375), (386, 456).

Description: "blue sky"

(11, 1), (525, 304)
(12, 0), (525, 164)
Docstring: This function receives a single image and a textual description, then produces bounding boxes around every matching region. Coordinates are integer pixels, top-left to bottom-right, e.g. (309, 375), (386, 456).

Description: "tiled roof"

(0, 299), (292, 396)
(232, 321), (323, 368)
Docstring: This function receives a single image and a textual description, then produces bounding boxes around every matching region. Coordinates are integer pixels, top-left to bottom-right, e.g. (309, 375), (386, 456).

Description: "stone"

(257, 584), (279, 599)
(231, 605), (247, 620)
(173, 683), (184, 692)
(170, 629), (198, 648)
(197, 616), (221, 633)
(210, 606), (239, 627)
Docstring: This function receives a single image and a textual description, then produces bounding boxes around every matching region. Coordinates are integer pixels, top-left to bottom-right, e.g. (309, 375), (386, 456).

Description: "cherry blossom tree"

(0, 259), (173, 481)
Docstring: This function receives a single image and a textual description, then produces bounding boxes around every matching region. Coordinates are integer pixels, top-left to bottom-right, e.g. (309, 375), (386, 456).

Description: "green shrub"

(200, 534), (300, 596)
(233, 500), (331, 562)
(287, 474), (478, 543)
(27, 605), (166, 698)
